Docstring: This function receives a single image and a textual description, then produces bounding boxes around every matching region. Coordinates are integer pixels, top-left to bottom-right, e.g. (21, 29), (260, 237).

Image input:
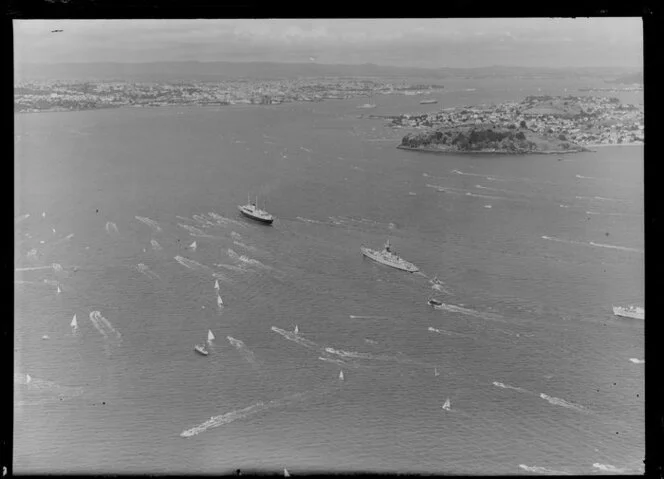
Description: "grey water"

(14, 88), (644, 474)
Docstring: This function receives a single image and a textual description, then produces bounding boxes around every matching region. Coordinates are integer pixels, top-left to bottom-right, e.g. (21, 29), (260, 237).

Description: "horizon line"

(19, 60), (641, 70)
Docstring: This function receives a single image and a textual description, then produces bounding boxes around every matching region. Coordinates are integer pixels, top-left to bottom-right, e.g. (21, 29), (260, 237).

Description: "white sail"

(190, 241), (197, 251)
(284, 469), (290, 477)
(217, 295), (224, 307)
(214, 279), (219, 291)
(208, 330), (215, 342)
(294, 325), (299, 334)
(56, 285), (61, 294)
(442, 398), (451, 410)
(70, 314), (78, 328)
(434, 367), (439, 376)
(42, 212), (46, 218)
(339, 370), (344, 381)
(26, 374), (32, 383)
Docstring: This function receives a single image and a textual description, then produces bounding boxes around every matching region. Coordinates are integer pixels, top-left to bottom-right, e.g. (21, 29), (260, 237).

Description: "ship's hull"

(238, 207), (274, 224)
(612, 307), (644, 320)
(361, 247), (418, 272)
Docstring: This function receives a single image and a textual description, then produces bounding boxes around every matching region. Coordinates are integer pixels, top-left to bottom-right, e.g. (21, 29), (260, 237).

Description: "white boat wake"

(135, 216), (162, 233)
(227, 336), (258, 366)
(592, 463), (626, 473)
(135, 263), (161, 280)
(432, 302), (503, 321)
(588, 241), (643, 253)
(180, 386), (334, 438)
(519, 464), (571, 475)
(539, 393), (589, 414)
(629, 358), (644, 364)
(105, 221), (119, 235)
(89, 311), (122, 342)
(233, 241), (258, 253)
(174, 256), (212, 273)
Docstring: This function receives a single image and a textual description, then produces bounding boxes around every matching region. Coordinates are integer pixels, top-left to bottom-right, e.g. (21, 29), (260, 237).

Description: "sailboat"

(442, 398), (451, 411)
(207, 330), (215, 343)
(284, 469), (290, 477)
(339, 370), (344, 381)
(70, 314), (78, 329)
(26, 374), (32, 384)
(189, 241), (197, 251)
(294, 325), (299, 334)
(434, 367), (440, 377)
(214, 279), (219, 291)
(217, 295), (224, 308)
(56, 285), (61, 294)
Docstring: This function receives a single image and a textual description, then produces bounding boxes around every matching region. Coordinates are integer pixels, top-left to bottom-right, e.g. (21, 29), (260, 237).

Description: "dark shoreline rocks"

(399, 125), (591, 155)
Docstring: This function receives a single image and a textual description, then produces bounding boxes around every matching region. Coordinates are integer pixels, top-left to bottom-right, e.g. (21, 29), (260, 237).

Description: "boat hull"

(194, 346), (209, 356)
(361, 247), (418, 272)
(612, 307), (644, 320)
(238, 207), (274, 224)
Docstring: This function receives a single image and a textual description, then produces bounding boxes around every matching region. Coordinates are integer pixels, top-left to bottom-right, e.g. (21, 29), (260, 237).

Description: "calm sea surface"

(14, 84), (644, 474)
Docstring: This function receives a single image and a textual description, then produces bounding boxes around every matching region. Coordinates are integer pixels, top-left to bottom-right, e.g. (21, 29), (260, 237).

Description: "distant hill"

(15, 61), (641, 83)
(604, 71), (643, 84)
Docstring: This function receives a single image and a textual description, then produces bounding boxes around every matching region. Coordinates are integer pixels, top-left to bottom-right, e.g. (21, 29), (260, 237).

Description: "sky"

(13, 18), (643, 68)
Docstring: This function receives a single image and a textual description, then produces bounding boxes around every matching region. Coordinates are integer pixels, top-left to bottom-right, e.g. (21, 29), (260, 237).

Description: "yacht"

(238, 194), (274, 225)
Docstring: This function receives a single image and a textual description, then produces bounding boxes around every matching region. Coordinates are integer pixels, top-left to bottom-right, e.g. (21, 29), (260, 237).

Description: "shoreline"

(396, 145), (589, 156)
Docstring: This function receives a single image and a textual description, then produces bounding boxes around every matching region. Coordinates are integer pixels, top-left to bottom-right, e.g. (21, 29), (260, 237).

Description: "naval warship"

(361, 239), (418, 273)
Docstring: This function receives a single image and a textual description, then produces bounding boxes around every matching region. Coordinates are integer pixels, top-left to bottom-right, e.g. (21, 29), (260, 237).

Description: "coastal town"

(14, 80), (643, 147)
(387, 95), (644, 147)
(13, 78), (440, 112)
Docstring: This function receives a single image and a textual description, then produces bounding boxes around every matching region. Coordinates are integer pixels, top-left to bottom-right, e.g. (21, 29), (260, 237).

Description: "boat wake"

(105, 221), (119, 235)
(180, 386), (334, 438)
(178, 223), (217, 238)
(134, 263), (161, 280)
(150, 239), (163, 251)
(89, 311), (122, 342)
(428, 326), (471, 338)
(492, 381), (529, 393)
(208, 212), (249, 229)
(214, 263), (247, 273)
(227, 336), (259, 367)
(539, 393), (590, 414)
(575, 174), (601, 180)
(271, 326), (322, 352)
(135, 216), (162, 233)
(233, 241), (258, 253)
(588, 242), (643, 253)
(629, 358), (644, 364)
(432, 302), (503, 321)
(174, 255), (212, 273)
(519, 464), (571, 475)
(15, 213), (30, 224)
(349, 315), (390, 319)
(592, 463), (626, 473)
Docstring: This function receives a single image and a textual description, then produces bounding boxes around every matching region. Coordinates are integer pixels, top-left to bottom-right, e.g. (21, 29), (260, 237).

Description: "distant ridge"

(15, 61), (640, 83)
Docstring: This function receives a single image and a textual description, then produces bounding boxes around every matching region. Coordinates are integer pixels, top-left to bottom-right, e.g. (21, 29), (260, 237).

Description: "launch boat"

(612, 305), (644, 320)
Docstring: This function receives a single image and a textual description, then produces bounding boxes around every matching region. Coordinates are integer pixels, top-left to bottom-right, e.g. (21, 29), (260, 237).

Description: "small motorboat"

(428, 298), (443, 307)
(194, 344), (209, 356)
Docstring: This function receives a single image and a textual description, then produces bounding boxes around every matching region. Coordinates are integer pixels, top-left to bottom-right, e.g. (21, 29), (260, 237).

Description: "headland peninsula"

(386, 95), (643, 153)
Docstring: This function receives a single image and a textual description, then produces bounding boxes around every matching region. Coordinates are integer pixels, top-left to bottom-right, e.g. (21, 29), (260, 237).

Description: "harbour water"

(14, 88), (644, 474)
